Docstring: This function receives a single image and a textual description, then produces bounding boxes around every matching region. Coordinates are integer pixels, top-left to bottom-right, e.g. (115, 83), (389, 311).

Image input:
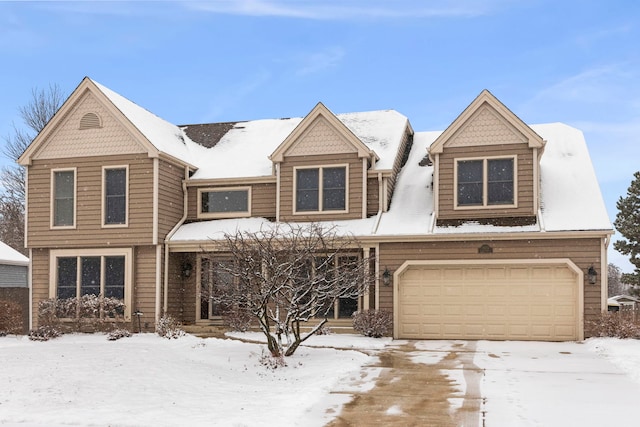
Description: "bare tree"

(204, 223), (373, 357)
(0, 84), (65, 253)
(608, 263), (625, 296)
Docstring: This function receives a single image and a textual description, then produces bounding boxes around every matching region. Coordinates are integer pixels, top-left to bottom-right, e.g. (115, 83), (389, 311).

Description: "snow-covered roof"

(0, 241), (28, 266)
(170, 122), (612, 244)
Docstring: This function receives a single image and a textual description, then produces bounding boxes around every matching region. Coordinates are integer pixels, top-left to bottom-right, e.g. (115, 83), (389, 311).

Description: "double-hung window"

(52, 169), (76, 228)
(456, 157), (516, 208)
(295, 166), (347, 213)
(198, 187), (251, 219)
(103, 166), (128, 226)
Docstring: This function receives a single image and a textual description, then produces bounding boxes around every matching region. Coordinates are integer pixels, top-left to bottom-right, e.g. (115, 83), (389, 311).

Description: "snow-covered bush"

(37, 296), (127, 333)
(588, 311), (640, 339)
(28, 325), (62, 341)
(156, 314), (185, 339)
(352, 309), (392, 338)
(222, 307), (253, 332)
(0, 299), (23, 335)
(107, 328), (132, 341)
(315, 325), (332, 335)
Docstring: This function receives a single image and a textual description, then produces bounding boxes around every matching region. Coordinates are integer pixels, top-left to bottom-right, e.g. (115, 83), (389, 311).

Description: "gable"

(445, 104), (527, 149)
(429, 90), (544, 155)
(284, 116), (357, 157)
(32, 90), (148, 160)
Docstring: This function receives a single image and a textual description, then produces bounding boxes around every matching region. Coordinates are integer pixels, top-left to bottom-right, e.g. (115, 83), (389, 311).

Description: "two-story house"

(19, 77), (612, 340)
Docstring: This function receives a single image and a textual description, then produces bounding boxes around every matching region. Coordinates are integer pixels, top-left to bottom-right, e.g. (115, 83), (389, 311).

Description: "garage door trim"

(392, 258), (584, 340)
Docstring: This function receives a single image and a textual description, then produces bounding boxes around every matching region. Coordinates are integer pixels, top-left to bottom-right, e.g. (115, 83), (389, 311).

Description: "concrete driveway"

(327, 340), (640, 427)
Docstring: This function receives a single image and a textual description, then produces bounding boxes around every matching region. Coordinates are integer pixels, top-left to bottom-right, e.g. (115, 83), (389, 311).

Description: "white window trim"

(293, 164), (349, 215)
(102, 165), (129, 228)
(50, 167), (77, 230)
(453, 155), (518, 210)
(197, 186), (252, 219)
(49, 248), (133, 321)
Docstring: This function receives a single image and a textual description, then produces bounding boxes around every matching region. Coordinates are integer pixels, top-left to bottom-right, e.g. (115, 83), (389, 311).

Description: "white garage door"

(397, 262), (580, 341)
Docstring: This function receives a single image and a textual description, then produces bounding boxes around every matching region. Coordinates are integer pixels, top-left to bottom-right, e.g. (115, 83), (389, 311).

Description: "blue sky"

(1, 0), (639, 272)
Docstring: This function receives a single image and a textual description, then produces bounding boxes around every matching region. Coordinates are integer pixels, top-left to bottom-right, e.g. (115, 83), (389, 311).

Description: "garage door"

(397, 262), (580, 341)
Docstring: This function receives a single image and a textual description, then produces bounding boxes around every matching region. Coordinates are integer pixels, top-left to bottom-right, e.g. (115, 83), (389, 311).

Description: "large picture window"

(456, 157), (515, 208)
(103, 167), (128, 226)
(295, 166), (347, 213)
(52, 169), (76, 227)
(198, 187), (250, 219)
(50, 249), (131, 319)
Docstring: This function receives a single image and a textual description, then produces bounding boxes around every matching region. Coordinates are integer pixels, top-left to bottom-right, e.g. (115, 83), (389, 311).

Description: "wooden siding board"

(27, 155), (155, 248)
(157, 160), (186, 238)
(185, 182), (277, 221)
(379, 238), (603, 336)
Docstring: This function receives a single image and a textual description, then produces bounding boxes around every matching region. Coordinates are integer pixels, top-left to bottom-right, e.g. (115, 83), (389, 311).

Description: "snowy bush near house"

(222, 307), (253, 332)
(107, 328), (132, 341)
(588, 311), (640, 339)
(156, 314), (185, 339)
(28, 325), (62, 341)
(352, 309), (393, 338)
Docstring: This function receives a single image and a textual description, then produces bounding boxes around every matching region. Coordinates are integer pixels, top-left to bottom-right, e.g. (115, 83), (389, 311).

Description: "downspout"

(28, 248), (33, 330)
(153, 159), (160, 322)
(371, 172), (383, 234)
(163, 168), (190, 316)
(275, 162), (281, 222)
(362, 158), (367, 219)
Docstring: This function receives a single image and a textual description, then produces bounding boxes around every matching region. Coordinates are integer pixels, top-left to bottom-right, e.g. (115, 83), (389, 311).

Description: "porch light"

(182, 262), (193, 278)
(587, 265), (597, 285)
(382, 267), (392, 286)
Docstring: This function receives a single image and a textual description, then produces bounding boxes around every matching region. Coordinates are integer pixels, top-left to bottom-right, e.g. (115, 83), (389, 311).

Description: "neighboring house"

(18, 77), (613, 341)
(0, 241), (29, 333)
(607, 295), (640, 312)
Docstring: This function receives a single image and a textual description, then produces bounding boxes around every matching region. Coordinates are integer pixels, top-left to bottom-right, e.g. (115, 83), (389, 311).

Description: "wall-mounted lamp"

(587, 265), (597, 285)
(182, 262), (193, 279)
(382, 267), (392, 286)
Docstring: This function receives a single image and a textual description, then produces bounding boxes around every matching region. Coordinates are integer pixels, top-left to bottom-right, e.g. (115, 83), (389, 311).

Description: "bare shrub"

(107, 328), (132, 341)
(589, 311), (640, 339)
(259, 347), (287, 369)
(28, 325), (62, 341)
(0, 299), (23, 335)
(156, 314), (185, 339)
(37, 296), (127, 333)
(222, 307), (254, 332)
(352, 310), (393, 338)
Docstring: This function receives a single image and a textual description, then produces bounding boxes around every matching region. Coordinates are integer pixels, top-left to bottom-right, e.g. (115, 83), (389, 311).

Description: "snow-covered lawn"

(2, 333), (640, 427)
(0, 333), (386, 427)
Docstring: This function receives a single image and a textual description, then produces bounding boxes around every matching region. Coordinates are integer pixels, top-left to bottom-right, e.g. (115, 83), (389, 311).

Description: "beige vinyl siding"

(30, 248), (49, 328)
(158, 160), (186, 239)
(367, 176), (379, 216)
(134, 245), (159, 330)
(166, 253), (196, 324)
(279, 153), (363, 222)
(186, 182), (277, 221)
(27, 155), (154, 248)
(379, 237), (603, 336)
(437, 144), (535, 220)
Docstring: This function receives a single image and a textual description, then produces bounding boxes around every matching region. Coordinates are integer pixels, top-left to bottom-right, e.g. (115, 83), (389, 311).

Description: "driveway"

(326, 340), (640, 426)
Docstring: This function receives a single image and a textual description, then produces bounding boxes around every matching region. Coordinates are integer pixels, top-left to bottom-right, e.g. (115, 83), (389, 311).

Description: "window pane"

(338, 297), (358, 318)
(104, 256), (125, 299)
(57, 257), (77, 299)
(296, 169), (319, 211)
(105, 169), (126, 224)
(81, 257), (101, 296)
(202, 190), (248, 213)
(54, 171), (74, 226)
(323, 167), (346, 210)
(488, 159), (514, 205)
(212, 261), (234, 316)
(457, 160), (483, 206)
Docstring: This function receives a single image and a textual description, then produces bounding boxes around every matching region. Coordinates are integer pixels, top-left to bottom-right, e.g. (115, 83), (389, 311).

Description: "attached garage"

(394, 260), (583, 341)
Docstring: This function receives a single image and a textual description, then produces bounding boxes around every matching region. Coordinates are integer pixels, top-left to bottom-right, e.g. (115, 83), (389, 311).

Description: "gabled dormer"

(429, 90), (545, 225)
(270, 103), (380, 222)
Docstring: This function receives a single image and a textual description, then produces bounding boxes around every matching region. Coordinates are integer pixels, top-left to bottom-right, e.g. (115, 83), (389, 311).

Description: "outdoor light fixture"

(587, 265), (597, 285)
(182, 262), (193, 279)
(382, 267), (392, 286)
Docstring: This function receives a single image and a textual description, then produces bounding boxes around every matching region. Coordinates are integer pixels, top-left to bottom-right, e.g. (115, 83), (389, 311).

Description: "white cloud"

(185, 0), (502, 20)
(296, 47), (345, 76)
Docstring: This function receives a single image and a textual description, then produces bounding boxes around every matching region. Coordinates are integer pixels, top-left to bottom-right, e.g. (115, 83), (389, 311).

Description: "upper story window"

(52, 168), (76, 228)
(295, 166), (347, 213)
(103, 166), (128, 226)
(198, 187), (251, 219)
(456, 156), (516, 208)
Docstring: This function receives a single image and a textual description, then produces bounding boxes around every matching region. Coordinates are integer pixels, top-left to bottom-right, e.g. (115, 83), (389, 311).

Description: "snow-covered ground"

(1, 333), (640, 426)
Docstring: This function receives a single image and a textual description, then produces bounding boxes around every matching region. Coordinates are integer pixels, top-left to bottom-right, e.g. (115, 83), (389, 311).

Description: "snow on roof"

(170, 122), (611, 242)
(92, 79), (197, 164)
(0, 241), (28, 266)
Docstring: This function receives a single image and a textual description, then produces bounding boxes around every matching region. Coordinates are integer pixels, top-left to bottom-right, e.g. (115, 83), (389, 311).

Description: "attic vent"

(79, 112), (102, 130)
